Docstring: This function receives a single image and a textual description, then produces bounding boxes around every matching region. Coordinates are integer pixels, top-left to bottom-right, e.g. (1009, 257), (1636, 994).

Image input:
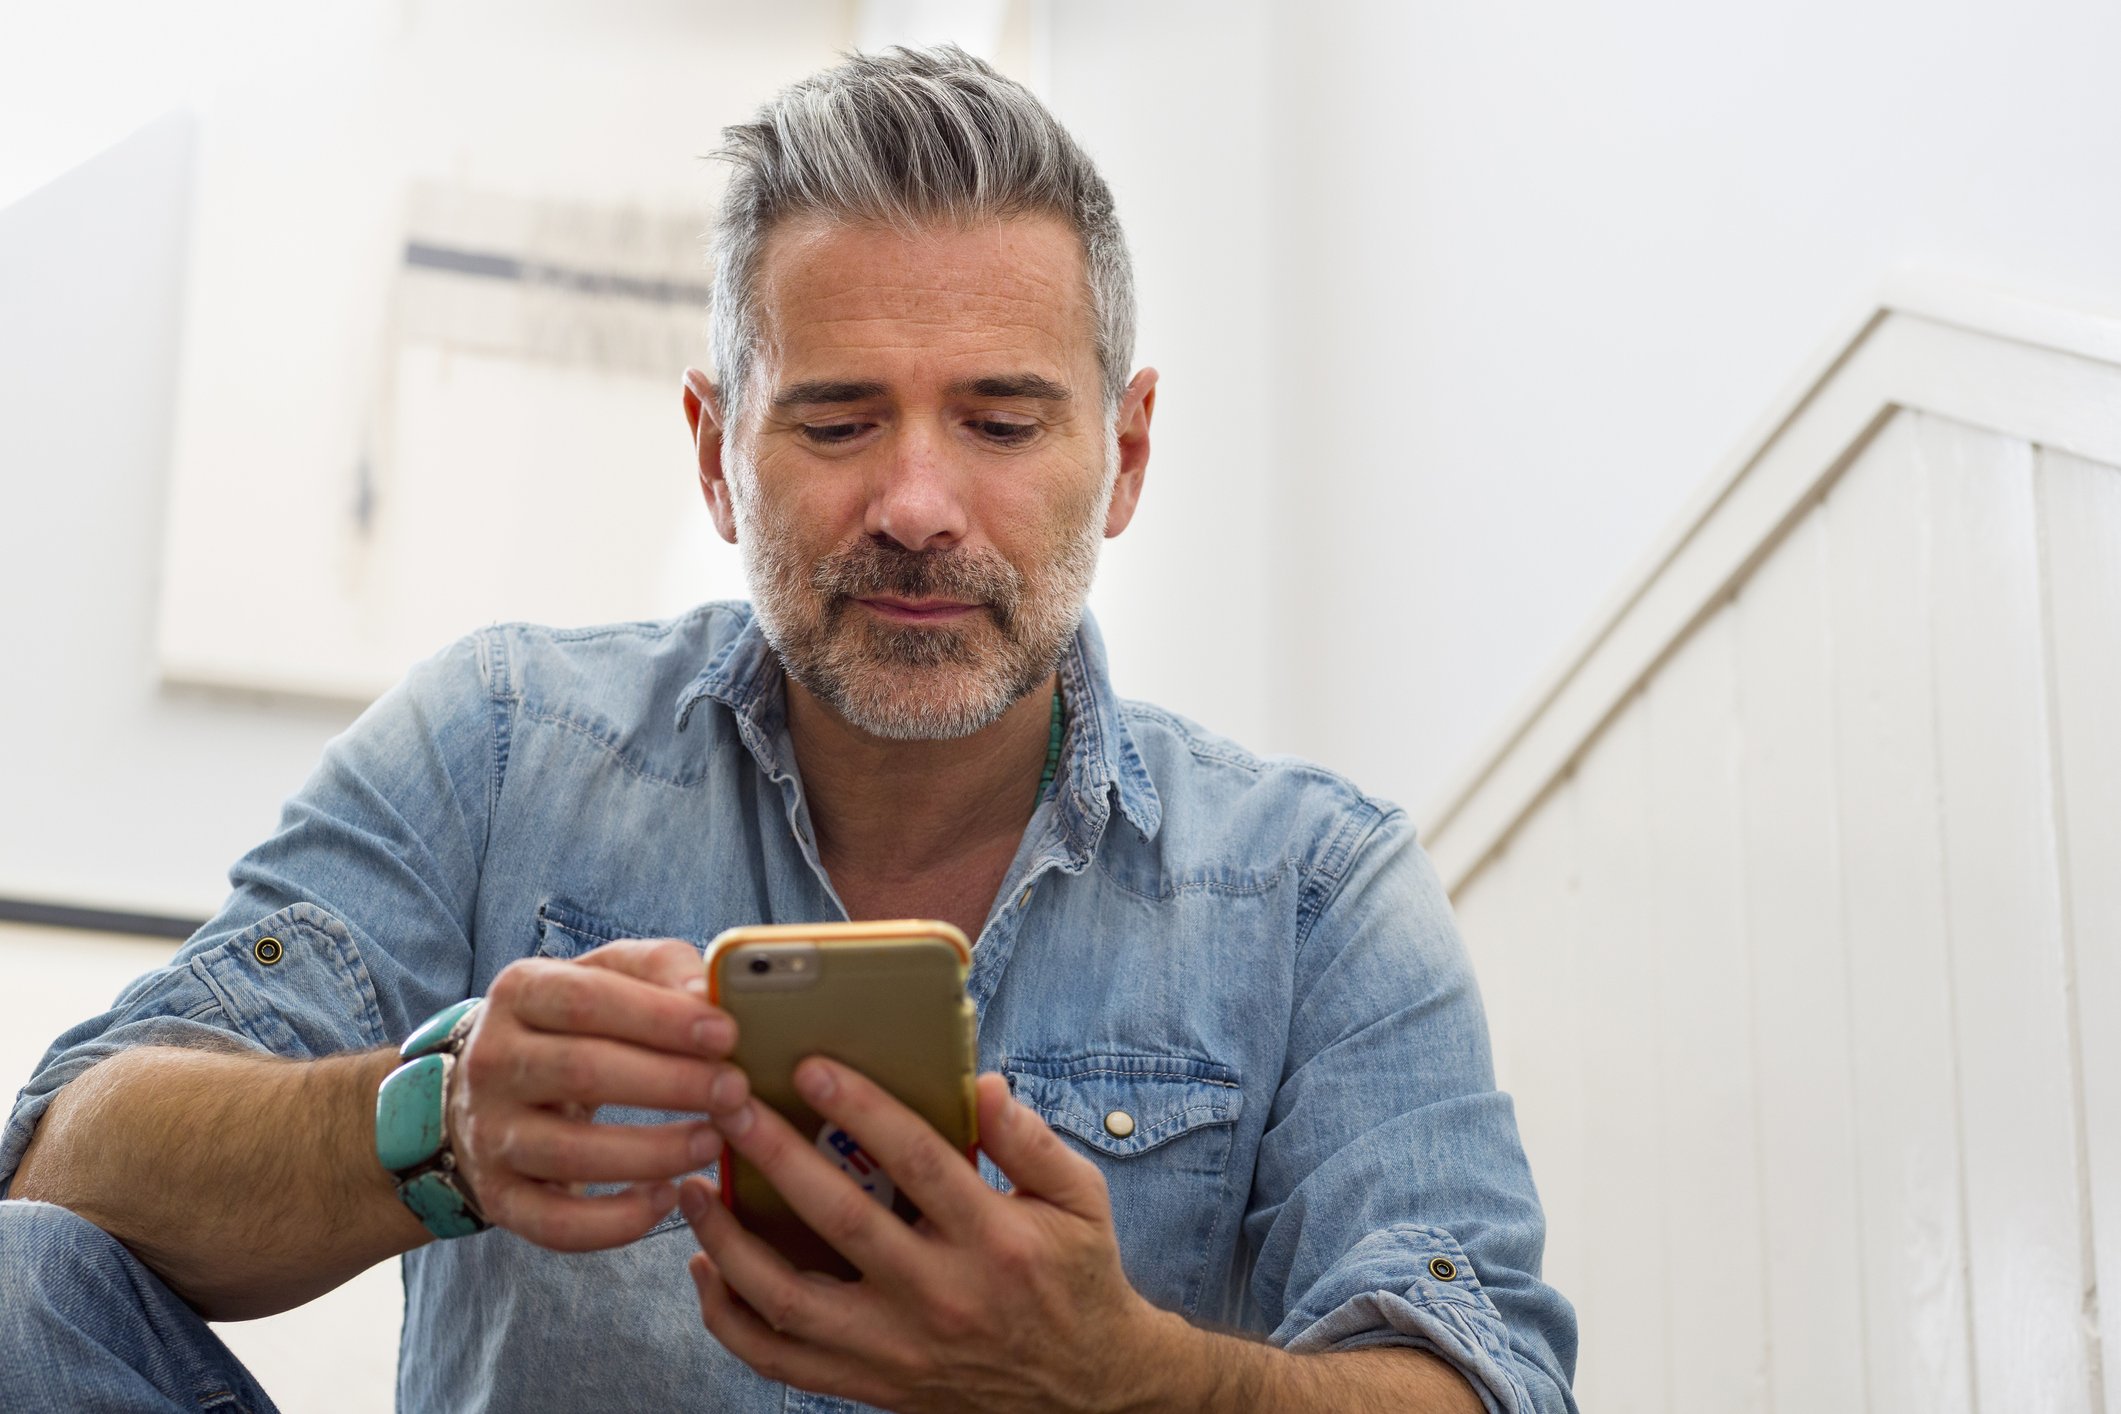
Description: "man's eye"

(972, 420), (1037, 445)
(800, 423), (868, 445)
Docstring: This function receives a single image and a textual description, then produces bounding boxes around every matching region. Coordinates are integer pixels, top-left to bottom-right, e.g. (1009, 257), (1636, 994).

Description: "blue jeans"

(0, 1200), (282, 1412)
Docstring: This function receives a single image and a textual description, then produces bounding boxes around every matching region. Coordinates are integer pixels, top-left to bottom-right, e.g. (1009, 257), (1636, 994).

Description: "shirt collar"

(1051, 608), (1162, 845)
(673, 604), (1162, 846)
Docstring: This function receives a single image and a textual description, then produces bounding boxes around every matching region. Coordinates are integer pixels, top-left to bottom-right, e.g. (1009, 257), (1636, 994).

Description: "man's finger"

(573, 936), (711, 997)
(709, 1098), (927, 1276)
(505, 958), (734, 1058)
(686, 1244), (879, 1400)
(499, 1033), (744, 1114)
(493, 1110), (723, 1184)
(788, 1057), (987, 1232)
(483, 1175), (679, 1253)
(973, 1072), (1110, 1219)
(678, 1174), (857, 1345)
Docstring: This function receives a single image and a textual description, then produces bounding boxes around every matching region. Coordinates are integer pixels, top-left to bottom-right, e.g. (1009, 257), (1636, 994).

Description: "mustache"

(812, 540), (1024, 623)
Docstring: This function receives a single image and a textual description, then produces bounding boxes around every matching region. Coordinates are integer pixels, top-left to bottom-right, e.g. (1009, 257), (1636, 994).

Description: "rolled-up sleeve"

(1247, 806), (1578, 1413)
(1, 632), (499, 1195)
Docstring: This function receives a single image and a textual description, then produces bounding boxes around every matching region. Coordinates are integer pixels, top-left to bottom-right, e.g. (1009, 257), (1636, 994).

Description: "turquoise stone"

(400, 997), (479, 1059)
(399, 1170), (485, 1239)
(375, 1053), (449, 1173)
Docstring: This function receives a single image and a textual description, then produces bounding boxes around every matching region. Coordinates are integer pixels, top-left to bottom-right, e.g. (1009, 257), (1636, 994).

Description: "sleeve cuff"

(2, 902), (389, 1199)
(1284, 1285), (1527, 1414)
(1274, 1224), (1558, 1414)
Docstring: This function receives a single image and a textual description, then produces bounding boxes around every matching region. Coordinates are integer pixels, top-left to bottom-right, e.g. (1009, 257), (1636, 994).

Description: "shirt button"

(253, 936), (284, 965)
(1428, 1256), (1459, 1281)
(1102, 1110), (1135, 1139)
(1018, 887), (1034, 908)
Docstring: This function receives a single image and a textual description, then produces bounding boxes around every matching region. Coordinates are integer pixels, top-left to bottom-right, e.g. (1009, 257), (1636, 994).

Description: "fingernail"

(710, 1069), (746, 1110)
(690, 1124), (721, 1165)
(794, 1058), (835, 1102)
(678, 1181), (706, 1219)
(684, 975), (709, 998)
(692, 1015), (734, 1052)
(721, 1101), (755, 1137)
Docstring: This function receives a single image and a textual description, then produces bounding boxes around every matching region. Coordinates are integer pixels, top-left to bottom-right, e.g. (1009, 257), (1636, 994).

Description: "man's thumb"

(577, 937), (709, 996)
(976, 1073), (1108, 1217)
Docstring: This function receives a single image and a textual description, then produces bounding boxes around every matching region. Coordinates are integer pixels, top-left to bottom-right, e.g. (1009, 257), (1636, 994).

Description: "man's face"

(699, 215), (1146, 740)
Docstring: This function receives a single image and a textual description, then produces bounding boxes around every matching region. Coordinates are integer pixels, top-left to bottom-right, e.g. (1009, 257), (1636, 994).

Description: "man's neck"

(785, 675), (1059, 891)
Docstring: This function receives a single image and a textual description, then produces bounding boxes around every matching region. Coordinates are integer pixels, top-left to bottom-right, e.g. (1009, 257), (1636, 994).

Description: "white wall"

(0, 114), (363, 917)
(1055, 1), (1280, 751)
(1262, 0), (2121, 815)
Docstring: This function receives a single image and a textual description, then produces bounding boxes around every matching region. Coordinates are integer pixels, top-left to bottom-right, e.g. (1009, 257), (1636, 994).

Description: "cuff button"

(1428, 1256), (1458, 1282)
(253, 936), (284, 965)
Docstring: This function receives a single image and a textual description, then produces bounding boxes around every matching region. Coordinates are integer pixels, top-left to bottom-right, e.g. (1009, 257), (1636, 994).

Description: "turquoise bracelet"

(375, 997), (489, 1239)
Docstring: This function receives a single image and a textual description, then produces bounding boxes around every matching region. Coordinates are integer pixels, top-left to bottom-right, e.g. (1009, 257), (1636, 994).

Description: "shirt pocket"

(532, 897), (702, 964)
(1001, 1052), (1244, 1316)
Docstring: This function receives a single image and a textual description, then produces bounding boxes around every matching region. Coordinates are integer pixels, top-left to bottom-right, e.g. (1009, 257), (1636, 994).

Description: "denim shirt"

(3, 604), (1577, 1413)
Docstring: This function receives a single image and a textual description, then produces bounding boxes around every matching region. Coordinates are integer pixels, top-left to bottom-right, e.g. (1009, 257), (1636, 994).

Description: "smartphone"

(703, 920), (978, 1277)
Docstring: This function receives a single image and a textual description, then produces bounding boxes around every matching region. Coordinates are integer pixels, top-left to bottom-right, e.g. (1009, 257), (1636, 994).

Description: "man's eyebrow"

(770, 374), (1075, 408)
(771, 379), (888, 408)
(951, 374), (1073, 402)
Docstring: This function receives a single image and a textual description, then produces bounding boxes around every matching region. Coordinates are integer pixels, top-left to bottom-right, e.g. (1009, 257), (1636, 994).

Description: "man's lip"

(853, 596), (981, 622)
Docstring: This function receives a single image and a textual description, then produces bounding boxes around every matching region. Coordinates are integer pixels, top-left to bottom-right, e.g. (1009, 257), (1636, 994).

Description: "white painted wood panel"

(1819, 413), (1975, 1414)
(2036, 446), (2121, 1414)
(1919, 413), (2098, 1414)
(1643, 606), (1768, 1413)
(1564, 697), (1665, 1412)
(1880, 314), (2121, 470)
(1427, 294), (2121, 1413)
(1731, 510), (1867, 1411)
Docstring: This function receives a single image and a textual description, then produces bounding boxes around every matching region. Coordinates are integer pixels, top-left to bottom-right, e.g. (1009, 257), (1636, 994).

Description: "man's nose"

(864, 421), (968, 552)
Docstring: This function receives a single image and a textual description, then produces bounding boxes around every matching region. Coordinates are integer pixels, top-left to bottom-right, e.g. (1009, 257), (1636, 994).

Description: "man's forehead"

(753, 214), (1096, 391)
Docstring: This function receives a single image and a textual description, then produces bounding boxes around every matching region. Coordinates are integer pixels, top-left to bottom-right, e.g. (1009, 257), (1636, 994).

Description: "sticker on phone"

(816, 1123), (895, 1208)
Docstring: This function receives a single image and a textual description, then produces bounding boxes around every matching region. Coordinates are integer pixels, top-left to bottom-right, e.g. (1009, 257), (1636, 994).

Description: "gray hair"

(706, 44), (1135, 431)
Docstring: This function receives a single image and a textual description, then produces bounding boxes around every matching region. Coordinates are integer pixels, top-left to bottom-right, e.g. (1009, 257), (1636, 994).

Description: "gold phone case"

(704, 920), (977, 1277)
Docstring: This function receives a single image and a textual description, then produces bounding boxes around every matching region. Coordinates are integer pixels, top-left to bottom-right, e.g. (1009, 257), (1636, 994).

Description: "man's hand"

(678, 1061), (1488, 1413)
(676, 1058), (1190, 1413)
(453, 937), (746, 1251)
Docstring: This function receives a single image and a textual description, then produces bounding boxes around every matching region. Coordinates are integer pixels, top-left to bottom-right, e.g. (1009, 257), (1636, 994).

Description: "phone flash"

(789, 958), (808, 971)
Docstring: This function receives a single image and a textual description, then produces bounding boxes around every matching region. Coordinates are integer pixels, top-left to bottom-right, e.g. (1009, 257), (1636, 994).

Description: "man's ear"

(1103, 367), (1158, 539)
(683, 367), (740, 545)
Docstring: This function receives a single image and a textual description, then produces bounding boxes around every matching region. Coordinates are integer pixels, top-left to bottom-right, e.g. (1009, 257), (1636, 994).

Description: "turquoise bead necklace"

(1036, 689), (1065, 803)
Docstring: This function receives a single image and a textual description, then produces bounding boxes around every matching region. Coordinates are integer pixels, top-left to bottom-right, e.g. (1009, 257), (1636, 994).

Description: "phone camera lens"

(747, 957), (771, 975)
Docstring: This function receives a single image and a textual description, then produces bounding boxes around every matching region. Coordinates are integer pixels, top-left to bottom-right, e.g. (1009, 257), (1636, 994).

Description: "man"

(1, 47), (1577, 1413)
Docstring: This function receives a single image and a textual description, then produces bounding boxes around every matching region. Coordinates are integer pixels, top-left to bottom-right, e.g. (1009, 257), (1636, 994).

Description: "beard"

(731, 444), (1113, 741)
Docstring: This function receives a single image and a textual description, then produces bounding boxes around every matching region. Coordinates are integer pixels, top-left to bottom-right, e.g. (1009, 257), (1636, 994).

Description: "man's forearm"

(1135, 1307), (1485, 1414)
(10, 1044), (430, 1320)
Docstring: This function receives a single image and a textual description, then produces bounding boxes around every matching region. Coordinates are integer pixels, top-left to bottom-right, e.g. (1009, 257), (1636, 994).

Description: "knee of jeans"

(0, 1200), (143, 1315)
